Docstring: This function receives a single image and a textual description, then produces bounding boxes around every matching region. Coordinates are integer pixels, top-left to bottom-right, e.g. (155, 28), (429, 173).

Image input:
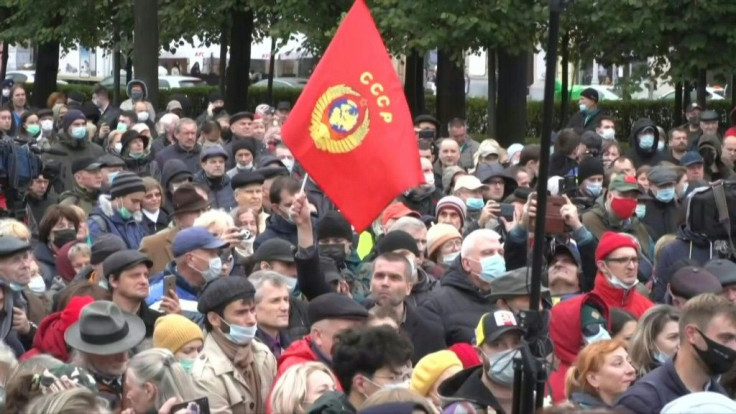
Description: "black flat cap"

(670, 266), (722, 299)
(231, 171), (265, 190)
(98, 154), (126, 168)
(700, 110), (719, 122)
(0, 236), (31, 258)
(308, 293), (368, 326)
(704, 259), (736, 288)
(198, 277), (256, 314)
(72, 157), (102, 174)
(91, 234), (127, 265)
(103, 250), (152, 279)
(376, 230), (420, 257)
(413, 114), (440, 129)
(256, 166), (290, 179)
(253, 238), (295, 263)
(230, 112), (254, 124)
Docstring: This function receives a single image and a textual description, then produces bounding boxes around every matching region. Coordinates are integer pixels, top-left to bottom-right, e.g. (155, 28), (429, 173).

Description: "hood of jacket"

(161, 159), (193, 191)
(412, 267), (439, 296)
(30, 311), (71, 361)
(549, 292), (610, 365)
(628, 118), (660, 157)
(277, 335), (318, 367)
(126, 79), (148, 99)
(698, 133), (722, 157)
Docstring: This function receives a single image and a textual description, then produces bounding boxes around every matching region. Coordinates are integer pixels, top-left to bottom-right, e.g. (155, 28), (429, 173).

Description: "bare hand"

(479, 200), (500, 227)
(499, 205), (520, 232)
(561, 195), (582, 230)
(158, 397), (183, 414)
(12, 307), (30, 335)
(520, 193), (537, 230)
(99, 123), (110, 137)
(337, 280), (353, 299)
(221, 227), (244, 246)
(290, 192), (311, 226)
(160, 290), (181, 314)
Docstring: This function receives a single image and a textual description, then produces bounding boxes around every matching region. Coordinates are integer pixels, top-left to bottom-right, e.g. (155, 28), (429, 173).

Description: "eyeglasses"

(606, 256), (639, 265)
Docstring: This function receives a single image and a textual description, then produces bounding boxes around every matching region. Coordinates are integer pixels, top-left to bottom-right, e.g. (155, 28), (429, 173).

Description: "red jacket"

(548, 292), (611, 404)
(592, 272), (653, 318)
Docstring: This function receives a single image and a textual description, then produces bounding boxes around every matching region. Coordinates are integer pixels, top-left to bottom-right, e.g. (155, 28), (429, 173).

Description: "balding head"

(723, 136), (736, 164)
(439, 138), (460, 167)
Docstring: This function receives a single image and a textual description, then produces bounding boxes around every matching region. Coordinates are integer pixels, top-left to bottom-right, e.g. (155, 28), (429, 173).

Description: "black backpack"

(686, 180), (736, 255)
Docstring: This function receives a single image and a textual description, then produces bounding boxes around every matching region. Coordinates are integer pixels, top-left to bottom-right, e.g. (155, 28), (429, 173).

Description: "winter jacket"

(420, 256), (496, 345)
(698, 134), (736, 182)
(88, 195), (147, 249)
(193, 170), (237, 210)
(626, 118), (665, 168)
(254, 214), (299, 252)
(141, 209), (170, 236)
(154, 143), (202, 177)
(400, 187), (441, 217)
(26, 192), (58, 236)
(615, 356), (728, 414)
(276, 335), (337, 386)
(651, 225), (715, 303)
(549, 152), (579, 177)
(592, 272), (653, 318)
(33, 242), (57, 288)
(147, 262), (204, 326)
(458, 138), (480, 170)
(150, 134), (173, 159)
(566, 108), (605, 132)
(58, 184), (100, 216)
(140, 227), (179, 276)
(640, 192), (680, 242)
(120, 79), (156, 120)
(548, 292), (611, 403)
(438, 366), (506, 414)
(122, 154), (159, 179)
(42, 131), (105, 190)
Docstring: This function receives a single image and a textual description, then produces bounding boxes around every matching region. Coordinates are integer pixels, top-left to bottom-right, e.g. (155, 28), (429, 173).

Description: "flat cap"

(647, 166), (678, 186)
(704, 259), (736, 288)
(307, 293), (368, 325)
(72, 157), (102, 174)
(413, 114), (440, 129)
(198, 276), (256, 314)
(0, 235), (31, 258)
(173, 227), (228, 257)
(91, 234), (127, 265)
(103, 250), (152, 279)
(98, 154), (126, 168)
(488, 267), (549, 301)
(700, 110), (719, 122)
(253, 238), (295, 263)
(670, 266), (722, 299)
(230, 112), (254, 124)
(231, 171), (265, 190)
(256, 166), (290, 179)
(200, 145), (228, 162)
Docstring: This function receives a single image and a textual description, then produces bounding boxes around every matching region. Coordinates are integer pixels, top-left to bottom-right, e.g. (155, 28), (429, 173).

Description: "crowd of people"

(0, 79), (735, 413)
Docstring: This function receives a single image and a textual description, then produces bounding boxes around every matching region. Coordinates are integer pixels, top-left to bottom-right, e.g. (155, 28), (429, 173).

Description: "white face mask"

(113, 142), (122, 154)
(136, 111), (149, 122)
(281, 276), (297, 292)
(40, 119), (54, 133)
(281, 158), (295, 172)
(424, 172), (435, 186)
(28, 274), (46, 294)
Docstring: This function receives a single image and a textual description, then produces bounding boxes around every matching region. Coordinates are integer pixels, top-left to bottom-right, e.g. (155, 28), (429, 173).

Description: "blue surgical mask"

(478, 255), (506, 283)
(222, 319), (257, 345)
(9, 282), (24, 292)
(654, 350), (670, 365)
(202, 257), (222, 282)
(107, 171), (120, 185)
(635, 204), (646, 219)
(71, 126), (87, 139)
(443, 251), (460, 265)
(466, 198), (485, 211)
(579, 103), (587, 112)
(586, 182), (603, 197)
(487, 348), (519, 386)
(179, 358), (195, 373)
(655, 187), (675, 203)
(638, 134), (655, 150)
(282, 276), (297, 292)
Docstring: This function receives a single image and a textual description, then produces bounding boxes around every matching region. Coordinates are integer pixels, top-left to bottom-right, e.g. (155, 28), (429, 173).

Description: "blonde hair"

(629, 305), (680, 376)
(193, 209), (234, 232)
(23, 388), (107, 414)
(68, 243), (91, 262)
(126, 348), (199, 409)
(360, 388), (435, 411)
(564, 339), (628, 400)
(142, 176), (163, 194)
(269, 362), (337, 414)
(0, 219), (31, 241)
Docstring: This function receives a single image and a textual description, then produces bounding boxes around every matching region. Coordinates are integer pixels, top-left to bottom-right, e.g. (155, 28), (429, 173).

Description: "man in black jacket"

(627, 118), (664, 168)
(565, 88), (605, 132)
(640, 166), (680, 241)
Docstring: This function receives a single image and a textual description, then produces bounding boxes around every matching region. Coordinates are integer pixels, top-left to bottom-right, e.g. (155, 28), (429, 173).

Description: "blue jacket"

(154, 142), (201, 176)
(88, 196), (147, 249)
(193, 170), (237, 211)
(146, 262), (204, 326)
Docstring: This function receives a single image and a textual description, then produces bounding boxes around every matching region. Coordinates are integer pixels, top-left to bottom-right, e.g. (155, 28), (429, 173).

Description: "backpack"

(686, 180), (736, 255)
(0, 141), (42, 193)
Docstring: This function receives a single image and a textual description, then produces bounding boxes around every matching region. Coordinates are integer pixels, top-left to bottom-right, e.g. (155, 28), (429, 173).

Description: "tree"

(134, 0), (159, 107)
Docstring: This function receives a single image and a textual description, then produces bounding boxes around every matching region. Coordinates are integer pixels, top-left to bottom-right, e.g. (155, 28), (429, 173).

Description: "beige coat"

(192, 335), (276, 414)
(140, 227), (179, 275)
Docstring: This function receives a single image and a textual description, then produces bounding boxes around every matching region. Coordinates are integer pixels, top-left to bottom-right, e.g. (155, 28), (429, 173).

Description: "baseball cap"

(72, 157), (102, 174)
(253, 238), (295, 263)
(685, 102), (703, 112)
(608, 175), (640, 193)
(381, 203), (420, 226)
(680, 151), (704, 167)
(172, 227), (228, 257)
(453, 175), (487, 192)
(474, 310), (524, 346)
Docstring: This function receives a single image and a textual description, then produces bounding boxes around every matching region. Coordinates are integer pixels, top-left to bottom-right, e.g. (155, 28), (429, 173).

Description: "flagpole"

(300, 173), (309, 193)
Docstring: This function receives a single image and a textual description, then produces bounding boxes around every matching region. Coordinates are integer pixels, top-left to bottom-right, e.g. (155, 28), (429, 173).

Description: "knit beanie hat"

(153, 314), (204, 354)
(595, 231), (640, 262)
(426, 223), (462, 259)
(232, 139), (256, 158)
(409, 350), (462, 397)
(317, 211), (353, 241)
(578, 156), (605, 183)
(110, 171), (146, 199)
(435, 196), (467, 229)
(61, 109), (86, 132)
(91, 234), (127, 265)
(376, 230), (420, 257)
(448, 342), (482, 369)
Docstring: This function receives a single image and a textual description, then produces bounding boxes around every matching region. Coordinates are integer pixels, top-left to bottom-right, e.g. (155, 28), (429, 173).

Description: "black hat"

(580, 88), (599, 103)
(670, 266), (722, 299)
(256, 166), (290, 179)
(257, 154), (286, 169)
(91, 234), (127, 265)
(72, 157), (102, 174)
(208, 91), (223, 103)
(488, 267), (549, 301)
(376, 230), (420, 257)
(65, 301), (145, 355)
(686, 102), (703, 112)
(67, 90), (86, 104)
(110, 171), (146, 199)
(198, 277), (256, 314)
(37, 108), (53, 119)
(276, 101), (291, 111)
(578, 157), (605, 182)
(120, 130), (149, 152)
(317, 211), (353, 242)
(254, 238), (295, 263)
(98, 154), (126, 168)
(231, 171), (265, 190)
(230, 112), (254, 124)
(307, 293), (368, 326)
(704, 259), (736, 288)
(700, 110), (719, 122)
(0, 235), (31, 258)
(103, 250), (152, 280)
(232, 139), (256, 157)
(413, 114), (440, 130)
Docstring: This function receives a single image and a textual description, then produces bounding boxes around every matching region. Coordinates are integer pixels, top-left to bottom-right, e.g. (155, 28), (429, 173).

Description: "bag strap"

(712, 181), (736, 258)
(90, 215), (108, 233)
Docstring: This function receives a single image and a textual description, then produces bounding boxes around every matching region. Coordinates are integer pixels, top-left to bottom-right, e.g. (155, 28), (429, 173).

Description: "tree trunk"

(404, 49), (425, 117)
(267, 37), (276, 105)
(125, 55), (133, 85)
(219, 21), (229, 95)
(32, 41), (60, 108)
(696, 69), (707, 108)
(674, 81), (683, 127)
(487, 48), (497, 138)
(225, 8), (254, 113)
(133, 0), (159, 107)
(496, 49), (528, 146)
(436, 50), (465, 137)
(559, 32), (570, 129)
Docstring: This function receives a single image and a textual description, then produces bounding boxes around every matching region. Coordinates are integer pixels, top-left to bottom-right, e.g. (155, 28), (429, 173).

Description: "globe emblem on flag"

(310, 84), (370, 153)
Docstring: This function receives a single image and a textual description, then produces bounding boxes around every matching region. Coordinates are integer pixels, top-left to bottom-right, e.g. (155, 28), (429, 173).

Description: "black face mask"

(693, 328), (736, 375)
(688, 115), (700, 126)
(52, 229), (77, 249)
(320, 243), (347, 265)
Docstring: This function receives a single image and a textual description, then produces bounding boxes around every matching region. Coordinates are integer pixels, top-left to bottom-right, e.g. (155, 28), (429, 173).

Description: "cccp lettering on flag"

(281, 0), (423, 232)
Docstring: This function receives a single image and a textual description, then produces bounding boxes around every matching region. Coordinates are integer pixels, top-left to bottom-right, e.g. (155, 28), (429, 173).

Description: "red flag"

(281, 0), (423, 232)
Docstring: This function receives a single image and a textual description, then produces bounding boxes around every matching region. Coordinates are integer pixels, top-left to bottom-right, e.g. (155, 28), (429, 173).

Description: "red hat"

(448, 342), (481, 369)
(381, 202), (420, 226)
(725, 127), (736, 138)
(59, 296), (95, 328)
(595, 231), (640, 262)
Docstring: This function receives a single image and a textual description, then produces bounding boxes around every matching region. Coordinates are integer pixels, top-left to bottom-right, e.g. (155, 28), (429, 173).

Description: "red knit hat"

(59, 296), (95, 328)
(448, 342), (481, 369)
(725, 126), (736, 138)
(595, 231), (640, 262)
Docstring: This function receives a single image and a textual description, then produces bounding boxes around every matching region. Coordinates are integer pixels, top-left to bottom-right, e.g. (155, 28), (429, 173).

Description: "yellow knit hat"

(153, 314), (204, 354)
(409, 350), (463, 397)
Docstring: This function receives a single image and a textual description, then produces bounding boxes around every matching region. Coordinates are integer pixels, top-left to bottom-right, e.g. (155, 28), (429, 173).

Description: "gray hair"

(249, 270), (288, 304)
(388, 217), (426, 235)
(461, 229), (501, 259)
(126, 348), (199, 408)
(174, 118), (197, 134)
(22, 388), (108, 414)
